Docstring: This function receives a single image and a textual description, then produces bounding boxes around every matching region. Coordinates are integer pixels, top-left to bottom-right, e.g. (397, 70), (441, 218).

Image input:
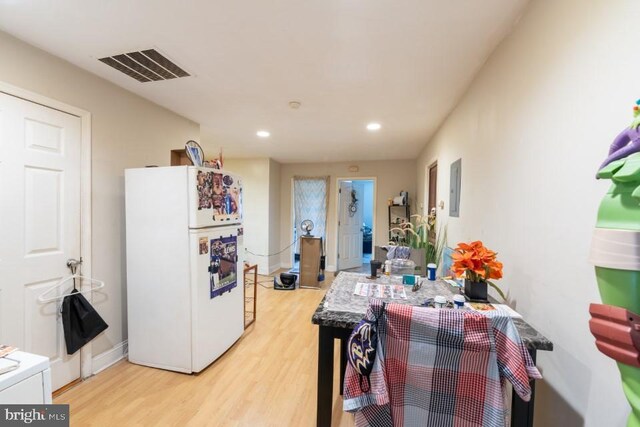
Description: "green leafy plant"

(426, 226), (447, 267)
(389, 209), (447, 268)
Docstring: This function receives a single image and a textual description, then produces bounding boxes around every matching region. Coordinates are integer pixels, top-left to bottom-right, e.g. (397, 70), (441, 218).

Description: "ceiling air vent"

(98, 49), (190, 83)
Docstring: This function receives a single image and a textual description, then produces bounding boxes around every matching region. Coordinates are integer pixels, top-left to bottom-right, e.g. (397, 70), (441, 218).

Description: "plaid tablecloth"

(343, 300), (541, 427)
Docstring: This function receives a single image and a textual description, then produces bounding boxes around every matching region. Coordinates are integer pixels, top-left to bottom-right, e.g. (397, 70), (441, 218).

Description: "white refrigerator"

(125, 166), (244, 373)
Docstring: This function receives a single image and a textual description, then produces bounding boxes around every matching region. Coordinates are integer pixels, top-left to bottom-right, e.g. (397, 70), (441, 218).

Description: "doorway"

(0, 85), (92, 391)
(427, 162), (437, 214)
(427, 162), (437, 241)
(336, 178), (376, 271)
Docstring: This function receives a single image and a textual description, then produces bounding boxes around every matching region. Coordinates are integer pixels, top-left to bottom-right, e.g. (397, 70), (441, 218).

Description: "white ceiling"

(0, 0), (529, 163)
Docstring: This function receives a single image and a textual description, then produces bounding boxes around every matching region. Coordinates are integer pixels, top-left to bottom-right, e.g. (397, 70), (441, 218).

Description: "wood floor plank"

(55, 278), (355, 427)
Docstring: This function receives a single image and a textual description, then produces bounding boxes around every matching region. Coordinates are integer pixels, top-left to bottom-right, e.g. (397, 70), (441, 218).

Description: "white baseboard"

(268, 263), (282, 274)
(92, 340), (128, 375)
(274, 264), (333, 273)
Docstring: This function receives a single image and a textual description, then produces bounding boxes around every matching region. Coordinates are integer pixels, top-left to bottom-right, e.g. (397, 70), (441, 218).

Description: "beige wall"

(268, 159), (282, 272)
(223, 157), (282, 274)
(279, 160), (416, 270)
(0, 31), (200, 369)
(224, 158), (272, 274)
(416, 1), (637, 424)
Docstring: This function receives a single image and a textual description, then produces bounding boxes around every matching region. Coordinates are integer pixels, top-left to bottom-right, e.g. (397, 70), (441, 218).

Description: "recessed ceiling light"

(366, 122), (381, 131)
(256, 130), (270, 138)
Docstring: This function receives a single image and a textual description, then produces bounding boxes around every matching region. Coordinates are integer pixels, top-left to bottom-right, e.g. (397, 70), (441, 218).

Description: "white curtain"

(294, 176), (329, 253)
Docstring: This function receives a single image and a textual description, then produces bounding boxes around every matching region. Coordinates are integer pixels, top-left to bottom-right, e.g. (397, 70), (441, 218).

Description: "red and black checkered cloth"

(343, 300), (541, 427)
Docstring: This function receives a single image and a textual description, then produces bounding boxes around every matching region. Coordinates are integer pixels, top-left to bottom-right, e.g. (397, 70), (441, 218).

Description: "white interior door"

(338, 181), (363, 270)
(0, 92), (82, 391)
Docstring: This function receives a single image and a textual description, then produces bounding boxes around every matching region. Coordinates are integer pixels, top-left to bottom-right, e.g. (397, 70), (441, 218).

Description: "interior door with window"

(428, 163), (438, 213)
(0, 92), (82, 391)
(338, 181), (363, 270)
(427, 162), (438, 241)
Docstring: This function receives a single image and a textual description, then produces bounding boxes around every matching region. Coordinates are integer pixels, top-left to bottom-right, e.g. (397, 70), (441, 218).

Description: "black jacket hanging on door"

(61, 289), (108, 355)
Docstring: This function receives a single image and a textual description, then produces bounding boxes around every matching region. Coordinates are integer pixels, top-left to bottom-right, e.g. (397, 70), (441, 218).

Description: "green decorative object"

(389, 209), (447, 271)
(591, 101), (640, 427)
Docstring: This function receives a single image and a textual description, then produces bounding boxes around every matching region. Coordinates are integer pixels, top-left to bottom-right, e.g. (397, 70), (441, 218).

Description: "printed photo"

(212, 194), (224, 215)
(196, 171), (214, 210)
(213, 173), (224, 195)
(199, 237), (209, 255)
(211, 175), (243, 222)
(209, 235), (238, 298)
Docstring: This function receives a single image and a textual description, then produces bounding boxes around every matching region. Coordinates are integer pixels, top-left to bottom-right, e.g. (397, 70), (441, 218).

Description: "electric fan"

(300, 219), (314, 236)
(185, 140), (204, 167)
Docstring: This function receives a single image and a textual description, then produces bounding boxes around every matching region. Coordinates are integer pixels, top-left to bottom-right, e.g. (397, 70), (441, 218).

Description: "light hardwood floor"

(55, 277), (355, 427)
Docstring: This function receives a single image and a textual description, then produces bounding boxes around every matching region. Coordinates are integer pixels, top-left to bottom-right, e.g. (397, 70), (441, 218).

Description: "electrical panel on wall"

(449, 159), (461, 217)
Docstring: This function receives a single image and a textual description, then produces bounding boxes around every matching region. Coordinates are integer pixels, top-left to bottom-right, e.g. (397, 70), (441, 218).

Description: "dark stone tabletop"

(311, 272), (553, 352)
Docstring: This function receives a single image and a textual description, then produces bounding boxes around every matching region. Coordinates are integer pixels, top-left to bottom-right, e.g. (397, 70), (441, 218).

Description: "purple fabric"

(383, 245), (411, 260)
(598, 126), (640, 173)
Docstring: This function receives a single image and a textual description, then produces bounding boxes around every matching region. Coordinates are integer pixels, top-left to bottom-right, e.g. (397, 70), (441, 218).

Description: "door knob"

(66, 258), (83, 274)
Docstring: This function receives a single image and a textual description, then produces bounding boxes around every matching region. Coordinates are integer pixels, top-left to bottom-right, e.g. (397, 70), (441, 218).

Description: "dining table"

(311, 271), (553, 427)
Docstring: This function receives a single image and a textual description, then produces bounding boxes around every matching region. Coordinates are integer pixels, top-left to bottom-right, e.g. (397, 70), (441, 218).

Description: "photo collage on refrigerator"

(196, 171), (242, 222)
(209, 235), (238, 299)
